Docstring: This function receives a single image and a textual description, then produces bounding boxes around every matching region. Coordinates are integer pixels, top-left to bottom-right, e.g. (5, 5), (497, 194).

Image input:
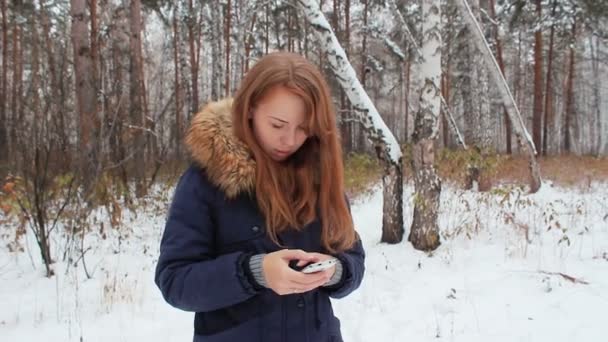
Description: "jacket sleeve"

(323, 235), (365, 299)
(323, 195), (366, 299)
(154, 166), (260, 312)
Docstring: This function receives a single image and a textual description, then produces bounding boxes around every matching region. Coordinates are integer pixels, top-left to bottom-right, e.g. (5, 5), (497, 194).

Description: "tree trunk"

(70, 0), (98, 195)
(264, 3), (269, 54)
(564, 19), (576, 153)
(532, 0), (544, 154)
(489, 0), (511, 154)
(0, 0), (7, 162)
(459, 22), (480, 189)
(591, 35), (602, 156)
(110, 26), (130, 202)
(514, 30), (523, 154)
(343, 0), (352, 152)
(461, 29), (478, 145)
(39, 2), (59, 122)
(30, 8), (54, 277)
(90, 0), (99, 100)
(405, 59), (410, 144)
(462, 0), (491, 191)
(304, 12), (309, 58)
(225, 0), (231, 97)
(542, 0), (556, 156)
(358, 0), (369, 151)
(31, 10), (41, 147)
(245, 12), (257, 73)
(188, 0), (200, 115)
(388, 0), (464, 150)
(10, 17), (21, 159)
(455, 0), (541, 193)
(129, 0), (146, 197)
(173, 8), (182, 157)
(295, 0), (404, 243)
(441, 74), (449, 148)
(408, 0), (441, 252)
(287, 7), (294, 52)
(211, 2), (222, 100)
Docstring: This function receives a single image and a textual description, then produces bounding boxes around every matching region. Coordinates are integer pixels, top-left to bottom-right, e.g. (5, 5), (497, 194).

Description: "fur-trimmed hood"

(185, 98), (256, 198)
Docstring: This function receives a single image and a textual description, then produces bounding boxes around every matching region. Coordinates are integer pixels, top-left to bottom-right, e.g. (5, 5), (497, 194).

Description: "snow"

(1, 181), (608, 341)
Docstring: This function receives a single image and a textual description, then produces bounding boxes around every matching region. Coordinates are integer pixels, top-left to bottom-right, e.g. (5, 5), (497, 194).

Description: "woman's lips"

(274, 149), (291, 157)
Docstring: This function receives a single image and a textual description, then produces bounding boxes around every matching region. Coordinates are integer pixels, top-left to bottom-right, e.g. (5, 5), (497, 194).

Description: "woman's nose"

(281, 131), (296, 148)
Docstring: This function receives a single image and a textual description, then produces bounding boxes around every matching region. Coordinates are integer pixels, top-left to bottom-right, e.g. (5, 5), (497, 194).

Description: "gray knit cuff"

(248, 253), (268, 288)
(323, 260), (343, 287)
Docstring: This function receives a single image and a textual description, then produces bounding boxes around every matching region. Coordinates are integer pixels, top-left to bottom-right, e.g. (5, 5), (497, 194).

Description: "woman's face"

(251, 86), (309, 162)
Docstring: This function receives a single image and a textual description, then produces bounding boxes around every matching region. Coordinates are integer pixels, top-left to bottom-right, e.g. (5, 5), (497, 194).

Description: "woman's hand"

(262, 249), (332, 295)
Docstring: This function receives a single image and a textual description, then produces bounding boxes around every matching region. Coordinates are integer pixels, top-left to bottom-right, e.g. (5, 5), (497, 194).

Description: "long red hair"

(232, 52), (356, 253)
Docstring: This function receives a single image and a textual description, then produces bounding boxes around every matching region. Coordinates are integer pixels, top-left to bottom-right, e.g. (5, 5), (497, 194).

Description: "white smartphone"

(301, 258), (338, 274)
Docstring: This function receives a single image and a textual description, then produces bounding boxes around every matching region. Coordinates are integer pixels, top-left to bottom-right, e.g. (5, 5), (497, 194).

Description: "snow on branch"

(384, 37), (405, 61)
(458, 0), (535, 153)
(294, 0), (402, 164)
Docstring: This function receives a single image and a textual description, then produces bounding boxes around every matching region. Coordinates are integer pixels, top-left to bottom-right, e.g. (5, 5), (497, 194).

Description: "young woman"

(155, 52), (365, 342)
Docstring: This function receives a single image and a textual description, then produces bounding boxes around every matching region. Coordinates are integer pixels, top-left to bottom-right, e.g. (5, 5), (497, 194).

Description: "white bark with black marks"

(408, 0), (442, 252)
(294, 0), (404, 243)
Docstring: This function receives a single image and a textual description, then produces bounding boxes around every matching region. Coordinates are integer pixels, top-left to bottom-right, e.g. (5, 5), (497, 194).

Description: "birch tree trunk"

(454, 0), (541, 193)
(462, 0), (491, 191)
(388, 0), (465, 149)
(488, 0), (512, 154)
(408, 0), (441, 252)
(294, 0), (404, 243)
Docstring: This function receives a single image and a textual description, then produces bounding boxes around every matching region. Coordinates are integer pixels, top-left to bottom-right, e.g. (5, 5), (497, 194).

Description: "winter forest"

(1, 0), (607, 341)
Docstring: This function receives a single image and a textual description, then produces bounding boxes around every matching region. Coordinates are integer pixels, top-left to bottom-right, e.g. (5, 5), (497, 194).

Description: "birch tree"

(454, 0), (542, 193)
(387, 0), (466, 149)
(458, 0), (492, 190)
(294, 0), (405, 243)
(488, 0), (512, 154)
(408, 0), (442, 251)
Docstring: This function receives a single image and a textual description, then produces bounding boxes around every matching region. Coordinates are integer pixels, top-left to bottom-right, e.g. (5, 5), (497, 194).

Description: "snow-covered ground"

(1, 181), (607, 341)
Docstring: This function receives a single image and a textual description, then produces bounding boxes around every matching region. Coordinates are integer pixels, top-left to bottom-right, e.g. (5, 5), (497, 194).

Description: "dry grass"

(492, 154), (608, 188)
(343, 153), (382, 198)
(343, 151), (608, 194)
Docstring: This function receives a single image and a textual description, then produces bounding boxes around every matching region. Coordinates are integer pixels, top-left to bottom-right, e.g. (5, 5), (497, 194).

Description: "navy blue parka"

(154, 99), (365, 342)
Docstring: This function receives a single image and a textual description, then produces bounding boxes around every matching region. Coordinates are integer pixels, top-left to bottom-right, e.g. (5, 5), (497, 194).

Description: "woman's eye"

(271, 124), (283, 129)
